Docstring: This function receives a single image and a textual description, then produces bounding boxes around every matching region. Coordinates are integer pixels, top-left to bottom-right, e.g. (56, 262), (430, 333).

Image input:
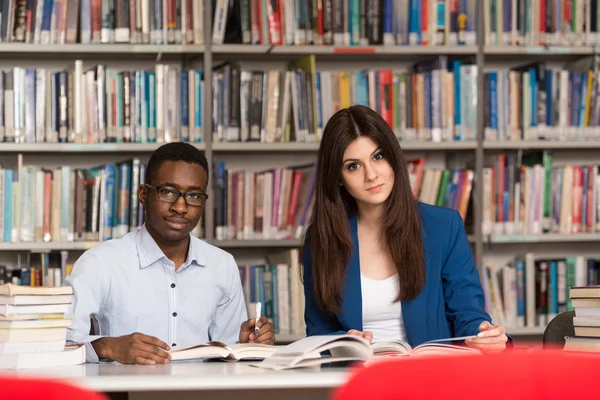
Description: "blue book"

(180, 70), (189, 142)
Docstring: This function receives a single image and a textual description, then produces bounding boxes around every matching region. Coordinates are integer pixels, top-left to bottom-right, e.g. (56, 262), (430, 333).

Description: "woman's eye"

(374, 153), (384, 161)
(347, 163), (359, 171)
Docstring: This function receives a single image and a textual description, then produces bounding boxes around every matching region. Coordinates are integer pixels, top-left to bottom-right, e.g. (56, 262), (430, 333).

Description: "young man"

(65, 142), (275, 364)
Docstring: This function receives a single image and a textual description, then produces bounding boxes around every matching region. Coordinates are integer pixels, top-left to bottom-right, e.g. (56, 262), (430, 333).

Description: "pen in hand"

(254, 302), (262, 337)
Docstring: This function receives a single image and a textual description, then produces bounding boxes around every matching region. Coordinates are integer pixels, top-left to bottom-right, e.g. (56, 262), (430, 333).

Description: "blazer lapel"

(339, 214), (363, 331)
(401, 229), (433, 347)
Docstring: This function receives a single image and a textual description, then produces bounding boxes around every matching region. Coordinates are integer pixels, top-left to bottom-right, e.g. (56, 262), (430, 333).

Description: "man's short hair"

(145, 142), (209, 184)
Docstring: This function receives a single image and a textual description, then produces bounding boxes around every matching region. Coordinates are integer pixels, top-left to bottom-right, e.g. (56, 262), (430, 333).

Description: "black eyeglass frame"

(143, 184), (208, 207)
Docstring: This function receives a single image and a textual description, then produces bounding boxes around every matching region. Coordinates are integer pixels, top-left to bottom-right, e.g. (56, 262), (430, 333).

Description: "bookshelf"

(0, 0), (597, 340)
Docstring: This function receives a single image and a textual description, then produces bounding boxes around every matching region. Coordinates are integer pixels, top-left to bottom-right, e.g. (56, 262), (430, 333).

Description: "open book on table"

(253, 334), (481, 370)
(168, 341), (283, 362)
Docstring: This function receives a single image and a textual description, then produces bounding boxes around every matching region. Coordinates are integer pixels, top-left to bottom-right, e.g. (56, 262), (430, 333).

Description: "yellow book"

(585, 70), (593, 126)
(338, 72), (351, 109)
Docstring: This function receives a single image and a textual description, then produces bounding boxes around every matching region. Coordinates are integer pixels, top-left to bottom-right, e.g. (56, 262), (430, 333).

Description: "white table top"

(0, 361), (354, 392)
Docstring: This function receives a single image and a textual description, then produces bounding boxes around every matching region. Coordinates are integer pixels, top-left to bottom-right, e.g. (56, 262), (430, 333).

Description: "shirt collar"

(137, 224), (207, 269)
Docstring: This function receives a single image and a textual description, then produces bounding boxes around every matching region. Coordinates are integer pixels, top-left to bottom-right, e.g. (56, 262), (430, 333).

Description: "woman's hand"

(347, 329), (373, 344)
(465, 321), (508, 353)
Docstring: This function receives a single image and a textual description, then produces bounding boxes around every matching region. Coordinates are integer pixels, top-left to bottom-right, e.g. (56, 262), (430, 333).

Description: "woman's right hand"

(347, 329), (373, 343)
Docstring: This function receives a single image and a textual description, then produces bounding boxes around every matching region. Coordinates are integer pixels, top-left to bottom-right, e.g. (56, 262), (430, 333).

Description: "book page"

(371, 341), (412, 356)
(254, 335), (372, 370)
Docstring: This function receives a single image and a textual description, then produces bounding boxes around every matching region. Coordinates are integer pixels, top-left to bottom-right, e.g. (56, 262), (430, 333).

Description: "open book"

(168, 341), (282, 362)
(253, 334), (481, 370)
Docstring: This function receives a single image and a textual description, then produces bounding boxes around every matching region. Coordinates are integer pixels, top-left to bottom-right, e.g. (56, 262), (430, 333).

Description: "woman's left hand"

(465, 321), (508, 353)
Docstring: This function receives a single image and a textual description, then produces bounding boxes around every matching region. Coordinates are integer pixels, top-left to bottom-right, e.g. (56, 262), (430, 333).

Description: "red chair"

(333, 350), (600, 400)
(0, 375), (107, 400)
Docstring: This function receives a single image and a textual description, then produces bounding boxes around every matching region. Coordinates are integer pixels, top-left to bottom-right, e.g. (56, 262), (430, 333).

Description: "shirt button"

(172, 343), (176, 347)
(172, 312), (177, 317)
(170, 283), (176, 288)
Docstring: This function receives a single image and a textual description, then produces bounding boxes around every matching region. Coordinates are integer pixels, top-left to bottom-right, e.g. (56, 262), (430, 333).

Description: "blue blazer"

(303, 202), (492, 347)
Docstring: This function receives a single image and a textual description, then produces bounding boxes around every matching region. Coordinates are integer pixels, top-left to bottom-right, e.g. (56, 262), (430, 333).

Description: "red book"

(379, 70), (393, 127)
(572, 166), (583, 233)
(266, 0), (282, 45)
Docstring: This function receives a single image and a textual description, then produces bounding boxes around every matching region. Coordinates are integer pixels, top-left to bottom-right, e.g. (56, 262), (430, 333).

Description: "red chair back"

(0, 375), (107, 400)
(333, 350), (600, 400)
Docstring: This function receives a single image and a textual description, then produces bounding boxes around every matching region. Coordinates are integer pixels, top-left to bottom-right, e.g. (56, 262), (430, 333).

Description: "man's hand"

(239, 316), (275, 345)
(92, 333), (172, 365)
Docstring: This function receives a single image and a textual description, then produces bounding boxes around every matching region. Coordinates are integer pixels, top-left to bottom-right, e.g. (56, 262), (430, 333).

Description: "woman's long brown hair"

(303, 105), (426, 316)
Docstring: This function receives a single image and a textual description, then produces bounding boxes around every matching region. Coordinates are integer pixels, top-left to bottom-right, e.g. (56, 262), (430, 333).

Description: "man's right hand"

(91, 333), (172, 365)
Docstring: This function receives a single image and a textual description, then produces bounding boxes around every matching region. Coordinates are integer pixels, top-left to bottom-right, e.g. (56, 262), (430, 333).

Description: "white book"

(0, 327), (66, 343)
(0, 294), (73, 306)
(253, 335), (480, 371)
(0, 344), (85, 369)
(0, 304), (70, 317)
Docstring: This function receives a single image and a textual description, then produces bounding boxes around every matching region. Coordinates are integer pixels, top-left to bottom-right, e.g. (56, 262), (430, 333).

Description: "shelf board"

(212, 44), (478, 56)
(508, 327), (546, 335)
(487, 233), (600, 244)
(212, 141), (476, 152)
(211, 239), (303, 248)
(485, 46), (595, 55)
(0, 44), (205, 54)
(212, 142), (319, 152)
(484, 140), (600, 150)
(0, 239), (303, 251)
(0, 143), (205, 152)
(0, 241), (101, 252)
(400, 141), (477, 150)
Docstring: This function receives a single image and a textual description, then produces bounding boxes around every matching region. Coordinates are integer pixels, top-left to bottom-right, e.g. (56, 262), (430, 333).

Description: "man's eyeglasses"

(144, 184), (208, 207)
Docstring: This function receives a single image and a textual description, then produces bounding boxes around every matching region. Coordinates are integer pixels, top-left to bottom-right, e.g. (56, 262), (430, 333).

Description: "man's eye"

(159, 189), (177, 197)
(188, 193), (202, 200)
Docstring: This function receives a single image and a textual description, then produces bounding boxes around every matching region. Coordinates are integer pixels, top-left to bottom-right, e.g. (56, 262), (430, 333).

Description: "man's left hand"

(239, 316), (275, 344)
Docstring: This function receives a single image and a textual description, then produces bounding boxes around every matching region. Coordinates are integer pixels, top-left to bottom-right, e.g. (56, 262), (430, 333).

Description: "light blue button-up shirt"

(65, 224), (248, 363)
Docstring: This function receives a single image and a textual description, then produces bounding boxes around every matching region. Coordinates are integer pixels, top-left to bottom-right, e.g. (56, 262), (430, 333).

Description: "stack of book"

(564, 286), (600, 352)
(0, 284), (85, 369)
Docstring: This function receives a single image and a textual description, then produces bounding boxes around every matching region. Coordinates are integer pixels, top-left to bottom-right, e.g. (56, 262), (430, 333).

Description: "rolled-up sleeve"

(64, 251), (109, 363)
(208, 253), (248, 344)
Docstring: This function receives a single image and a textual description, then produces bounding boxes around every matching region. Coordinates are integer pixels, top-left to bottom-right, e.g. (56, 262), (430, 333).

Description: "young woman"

(302, 105), (508, 353)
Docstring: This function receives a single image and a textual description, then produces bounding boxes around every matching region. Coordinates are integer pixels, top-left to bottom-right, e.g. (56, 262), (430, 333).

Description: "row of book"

(213, 56), (478, 144)
(214, 0), (477, 47)
(213, 162), (315, 241)
(481, 151), (600, 237)
(483, 56), (600, 142)
(1, 56), (478, 145)
(0, 252), (71, 287)
(0, 157), (148, 243)
(0, 0), (205, 45)
(0, 155), (204, 244)
(484, 0), (600, 47)
(18, 55), (600, 146)
(213, 158), (474, 242)
(408, 158), (474, 221)
(239, 249), (305, 336)
(482, 253), (595, 330)
(0, 61), (204, 144)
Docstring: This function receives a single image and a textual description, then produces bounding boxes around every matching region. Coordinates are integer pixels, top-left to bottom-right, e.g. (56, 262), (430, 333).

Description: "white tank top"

(360, 273), (408, 343)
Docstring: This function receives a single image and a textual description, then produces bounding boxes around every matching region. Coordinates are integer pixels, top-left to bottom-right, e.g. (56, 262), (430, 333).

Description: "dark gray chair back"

(543, 311), (575, 349)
